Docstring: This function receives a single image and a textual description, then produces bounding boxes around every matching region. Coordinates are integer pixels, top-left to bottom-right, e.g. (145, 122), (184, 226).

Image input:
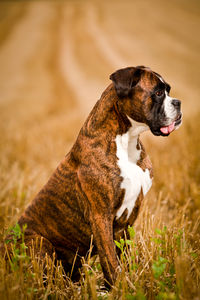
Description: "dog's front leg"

(78, 169), (119, 285)
(89, 213), (119, 285)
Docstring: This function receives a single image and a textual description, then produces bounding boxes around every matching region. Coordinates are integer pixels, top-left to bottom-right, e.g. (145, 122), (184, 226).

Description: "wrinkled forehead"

(139, 68), (170, 91)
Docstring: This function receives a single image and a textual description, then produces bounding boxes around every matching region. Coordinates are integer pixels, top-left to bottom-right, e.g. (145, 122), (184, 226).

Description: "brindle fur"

(3, 68), (157, 285)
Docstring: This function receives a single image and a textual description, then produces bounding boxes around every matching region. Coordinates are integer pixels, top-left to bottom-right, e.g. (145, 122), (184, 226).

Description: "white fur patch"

(163, 93), (177, 123)
(115, 120), (152, 219)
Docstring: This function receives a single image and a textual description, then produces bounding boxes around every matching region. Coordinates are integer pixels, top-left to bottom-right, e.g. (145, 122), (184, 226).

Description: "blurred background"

(1, 1), (200, 298)
(0, 0), (200, 225)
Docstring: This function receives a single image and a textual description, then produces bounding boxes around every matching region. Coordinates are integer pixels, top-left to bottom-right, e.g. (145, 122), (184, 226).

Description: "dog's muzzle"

(149, 98), (182, 137)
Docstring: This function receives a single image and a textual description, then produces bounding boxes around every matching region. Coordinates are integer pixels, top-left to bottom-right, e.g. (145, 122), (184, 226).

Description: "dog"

(3, 66), (182, 286)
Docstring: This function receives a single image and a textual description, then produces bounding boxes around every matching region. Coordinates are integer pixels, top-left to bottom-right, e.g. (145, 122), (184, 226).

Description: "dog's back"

(2, 67), (182, 285)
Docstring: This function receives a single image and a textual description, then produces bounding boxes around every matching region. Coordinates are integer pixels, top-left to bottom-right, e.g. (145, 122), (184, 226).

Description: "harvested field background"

(0, 0), (200, 299)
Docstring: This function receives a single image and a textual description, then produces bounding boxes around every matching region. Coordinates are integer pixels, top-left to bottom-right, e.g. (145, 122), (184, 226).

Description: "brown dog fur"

(2, 67), (159, 285)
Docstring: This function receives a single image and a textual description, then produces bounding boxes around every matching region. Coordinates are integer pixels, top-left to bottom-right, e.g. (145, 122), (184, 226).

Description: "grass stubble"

(0, 102), (199, 300)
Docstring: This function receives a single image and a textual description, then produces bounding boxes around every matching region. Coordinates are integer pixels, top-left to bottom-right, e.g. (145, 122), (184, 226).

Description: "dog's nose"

(172, 99), (181, 109)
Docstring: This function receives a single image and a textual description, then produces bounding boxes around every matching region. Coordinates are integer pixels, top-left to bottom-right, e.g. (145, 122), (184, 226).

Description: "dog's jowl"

(4, 66), (182, 286)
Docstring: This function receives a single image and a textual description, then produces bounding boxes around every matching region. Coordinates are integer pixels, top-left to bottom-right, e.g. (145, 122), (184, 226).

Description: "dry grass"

(0, 1), (200, 298)
(0, 100), (200, 299)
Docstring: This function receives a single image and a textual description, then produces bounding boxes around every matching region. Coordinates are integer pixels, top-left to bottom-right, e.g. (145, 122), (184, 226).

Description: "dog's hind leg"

(24, 233), (56, 259)
(1, 231), (56, 264)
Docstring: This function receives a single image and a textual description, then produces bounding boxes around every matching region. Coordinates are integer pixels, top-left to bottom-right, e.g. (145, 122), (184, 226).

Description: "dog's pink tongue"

(160, 121), (175, 134)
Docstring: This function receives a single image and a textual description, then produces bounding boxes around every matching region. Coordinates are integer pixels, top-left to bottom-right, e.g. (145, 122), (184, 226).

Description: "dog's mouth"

(160, 113), (182, 136)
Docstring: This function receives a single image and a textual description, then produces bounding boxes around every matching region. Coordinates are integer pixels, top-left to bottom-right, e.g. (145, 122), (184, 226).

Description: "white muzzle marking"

(163, 92), (177, 124)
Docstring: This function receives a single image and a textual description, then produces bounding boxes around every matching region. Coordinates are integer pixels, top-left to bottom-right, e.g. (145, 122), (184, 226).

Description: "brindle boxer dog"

(3, 66), (182, 286)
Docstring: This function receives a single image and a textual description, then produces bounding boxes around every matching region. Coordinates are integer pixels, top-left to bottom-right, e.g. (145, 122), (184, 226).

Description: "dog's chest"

(115, 128), (152, 220)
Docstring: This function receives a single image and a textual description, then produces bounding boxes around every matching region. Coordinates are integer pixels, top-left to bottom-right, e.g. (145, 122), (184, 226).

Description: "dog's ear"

(110, 67), (142, 98)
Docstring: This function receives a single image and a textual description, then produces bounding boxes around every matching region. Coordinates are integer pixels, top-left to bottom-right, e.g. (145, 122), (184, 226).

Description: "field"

(0, 0), (200, 299)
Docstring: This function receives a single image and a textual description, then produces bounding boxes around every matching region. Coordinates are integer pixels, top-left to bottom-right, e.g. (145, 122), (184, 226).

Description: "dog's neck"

(116, 118), (148, 164)
(83, 84), (149, 138)
(127, 117), (149, 137)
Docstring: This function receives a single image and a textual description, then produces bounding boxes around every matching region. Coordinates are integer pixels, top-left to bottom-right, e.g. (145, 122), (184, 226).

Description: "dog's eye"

(155, 90), (164, 97)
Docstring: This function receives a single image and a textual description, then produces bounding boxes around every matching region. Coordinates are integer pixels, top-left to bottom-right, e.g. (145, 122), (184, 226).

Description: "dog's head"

(110, 66), (182, 136)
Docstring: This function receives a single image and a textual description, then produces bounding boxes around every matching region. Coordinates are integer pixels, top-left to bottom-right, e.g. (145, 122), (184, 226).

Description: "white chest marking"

(115, 120), (152, 219)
